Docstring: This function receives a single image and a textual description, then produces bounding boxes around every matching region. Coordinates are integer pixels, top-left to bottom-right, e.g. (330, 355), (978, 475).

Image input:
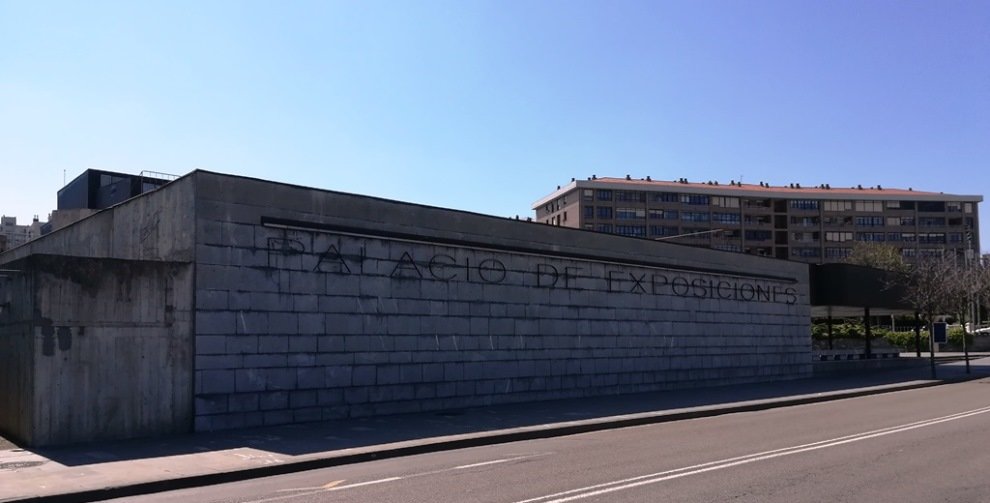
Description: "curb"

(7, 374), (987, 503)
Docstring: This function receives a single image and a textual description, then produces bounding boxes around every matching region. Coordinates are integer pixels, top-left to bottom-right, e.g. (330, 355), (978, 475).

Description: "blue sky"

(1, 1), (987, 251)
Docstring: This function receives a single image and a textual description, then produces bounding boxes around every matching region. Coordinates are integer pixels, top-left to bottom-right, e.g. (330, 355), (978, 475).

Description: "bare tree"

(899, 254), (957, 377)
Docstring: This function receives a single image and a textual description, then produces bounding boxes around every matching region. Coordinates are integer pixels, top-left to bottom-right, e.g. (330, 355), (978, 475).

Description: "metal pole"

(914, 311), (922, 358)
(864, 306), (872, 359)
(827, 310), (834, 350)
(929, 319), (937, 379)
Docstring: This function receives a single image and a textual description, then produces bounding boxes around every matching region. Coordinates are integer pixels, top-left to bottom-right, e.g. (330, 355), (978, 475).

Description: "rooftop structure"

(533, 176), (982, 264)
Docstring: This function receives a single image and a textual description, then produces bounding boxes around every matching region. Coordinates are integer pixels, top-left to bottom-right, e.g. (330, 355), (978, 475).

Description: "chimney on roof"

(571, 177), (575, 182)
(826, 184), (830, 189)
(714, 180), (719, 185)
(789, 183), (794, 188)
(909, 187), (913, 191)
(646, 176), (652, 181)
(592, 174), (597, 180)
(857, 184), (863, 190)
(557, 185), (561, 190)
(796, 183), (800, 188)
(625, 174), (631, 180)
(877, 185), (882, 190)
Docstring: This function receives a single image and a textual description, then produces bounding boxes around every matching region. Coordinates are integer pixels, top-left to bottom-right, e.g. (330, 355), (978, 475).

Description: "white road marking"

(454, 457), (529, 470)
(242, 453), (550, 503)
(326, 477), (402, 490)
(517, 405), (990, 503)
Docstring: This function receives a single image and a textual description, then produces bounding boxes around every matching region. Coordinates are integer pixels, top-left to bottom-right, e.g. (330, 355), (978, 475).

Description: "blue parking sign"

(933, 322), (948, 344)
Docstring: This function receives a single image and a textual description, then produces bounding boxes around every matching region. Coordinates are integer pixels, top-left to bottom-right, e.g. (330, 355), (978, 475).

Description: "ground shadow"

(20, 358), (990, 467)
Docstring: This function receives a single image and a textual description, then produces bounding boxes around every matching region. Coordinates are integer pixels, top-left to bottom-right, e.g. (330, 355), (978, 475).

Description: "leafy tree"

(844, 242), (907, 273)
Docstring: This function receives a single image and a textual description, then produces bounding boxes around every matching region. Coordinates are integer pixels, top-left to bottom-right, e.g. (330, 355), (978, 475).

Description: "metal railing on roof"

(139, 170), (180, 182)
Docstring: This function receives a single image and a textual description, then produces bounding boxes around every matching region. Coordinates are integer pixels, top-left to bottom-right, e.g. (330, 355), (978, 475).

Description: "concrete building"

(45, 169), (179, 234)
(1, 171), (809, 446)
(533, 176), (982, 264)
(0, 216), (44, 252)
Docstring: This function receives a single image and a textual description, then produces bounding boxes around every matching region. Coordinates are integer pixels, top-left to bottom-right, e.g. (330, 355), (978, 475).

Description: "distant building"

(533, 176), (982, 264)
(0, 216), (44, 251)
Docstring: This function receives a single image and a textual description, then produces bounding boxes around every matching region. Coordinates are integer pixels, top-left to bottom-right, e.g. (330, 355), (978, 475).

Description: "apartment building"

(0, 216), (44, 252)
(533, 176), (982, 264)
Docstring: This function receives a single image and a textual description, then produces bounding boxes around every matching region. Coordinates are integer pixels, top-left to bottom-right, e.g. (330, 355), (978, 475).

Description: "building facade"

(0, 216), (44, 252)
(533, 176), (982, 264)
(2, 171), (810, 446)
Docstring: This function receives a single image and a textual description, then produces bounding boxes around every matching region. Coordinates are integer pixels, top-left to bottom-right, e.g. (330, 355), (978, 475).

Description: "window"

(615, 225), (646, 237)
(917, 201), (945, 212)
(582, 189), (594, 201)
(713, 244), (742, 252)
(855, 232), (885, 242)
(597, 207), (613, 219)
(825, 232), (854, 242)
(854, 216), (883, 227)
(791, 248), (821, 258)
(919, 248), (944, 258)
(597, 190), (613, 201)
(596, 223), (612, 233)
(949, 233), (963, 243)
(651, 192), (679, 203)
(887, 232), (902, 242)
(918, 233), (946, 244)
(964, 203), (973, 214)
(791, 232), (819, 243)
(948, 217), (963, 226)
(789, 200), (819, 210)
(919, 217), (946, 227)
(680, 194), (709, 205)
(745, 230), (772, 241)
(584, 206), (594, 219)
(649, 209), (678, 220)
(650, 225), (679, 237)
(745, 215), (771, 225)
(947, 202), (962, 212)
(712, 212), (741, 224)
(901, 248), (917, 258)
(616, 207), (645, 220)
(712, 196), (740, 208)
(616, 191), (645, 202)
(823, 200), (853, 212)
(826, 247), (853, 258)
(900, 216), (916, 226)
(744, 199), (771, 208)
(681, 211), (709, 222)
(854, 200), (883, 212)
(790, 216), (820, 227)
(901, 233), (916, 242)
(886, 217), (901, 226)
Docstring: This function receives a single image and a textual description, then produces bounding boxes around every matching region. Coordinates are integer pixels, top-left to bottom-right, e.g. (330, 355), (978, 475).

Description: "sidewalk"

(2, 356), (989, 503)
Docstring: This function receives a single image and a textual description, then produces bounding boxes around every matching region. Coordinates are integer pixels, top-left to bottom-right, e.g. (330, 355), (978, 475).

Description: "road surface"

(109, 378), (990, 503)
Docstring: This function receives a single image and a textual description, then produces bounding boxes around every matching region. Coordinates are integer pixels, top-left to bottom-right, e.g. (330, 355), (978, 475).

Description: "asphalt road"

(109, 378), (990, 503)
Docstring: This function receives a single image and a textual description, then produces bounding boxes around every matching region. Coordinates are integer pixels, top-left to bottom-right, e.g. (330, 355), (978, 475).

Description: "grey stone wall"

(0, 170), (812, 444)
(0, 179), (196, 446)
(193, 172), (811, 431)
